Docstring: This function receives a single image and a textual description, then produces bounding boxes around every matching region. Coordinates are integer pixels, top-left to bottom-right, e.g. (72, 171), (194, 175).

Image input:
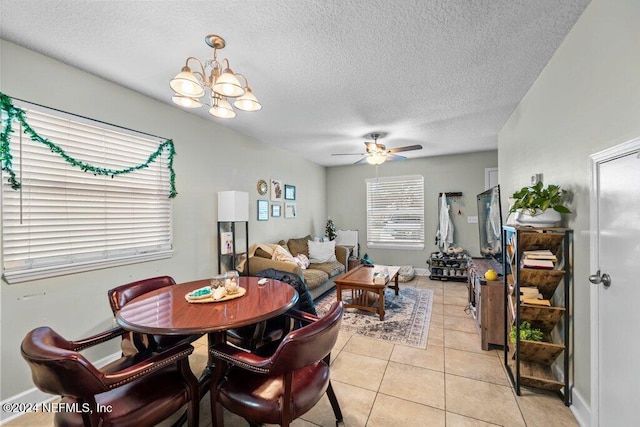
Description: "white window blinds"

(1, 105), (173, 283)
(366, 175), (425, 250)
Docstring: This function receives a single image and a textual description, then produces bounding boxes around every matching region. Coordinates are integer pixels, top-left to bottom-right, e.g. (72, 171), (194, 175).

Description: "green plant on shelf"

(509, 181), (571, 215)
(509, 321), (544, 344)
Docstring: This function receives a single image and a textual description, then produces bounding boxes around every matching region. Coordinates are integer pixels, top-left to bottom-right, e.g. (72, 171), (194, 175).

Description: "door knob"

(589, 270), (612, 288)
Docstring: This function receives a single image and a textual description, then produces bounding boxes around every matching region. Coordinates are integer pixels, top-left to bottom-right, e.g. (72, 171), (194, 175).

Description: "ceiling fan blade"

(387, 144), (423, 154)
(354, 157), (369, 165)
(331, 153), (365, 156)
(385, 154), (407, 161)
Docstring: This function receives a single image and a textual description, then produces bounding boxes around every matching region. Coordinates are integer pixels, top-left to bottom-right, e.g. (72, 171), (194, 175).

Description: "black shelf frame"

(502, 225), (573, 406)
(217, 221), (249, 275)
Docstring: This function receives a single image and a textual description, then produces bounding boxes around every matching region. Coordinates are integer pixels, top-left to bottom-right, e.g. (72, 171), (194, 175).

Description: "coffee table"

(334, 264), (401, 320)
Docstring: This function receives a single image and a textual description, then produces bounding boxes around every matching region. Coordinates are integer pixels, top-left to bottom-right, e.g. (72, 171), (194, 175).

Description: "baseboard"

(415, 267), (429, 276)
(570, 387), (591, 427)
(0, 351), (121, 424)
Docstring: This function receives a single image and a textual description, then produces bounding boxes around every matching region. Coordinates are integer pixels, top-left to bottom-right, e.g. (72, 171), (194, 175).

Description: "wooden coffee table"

(334, 264), (401, 320)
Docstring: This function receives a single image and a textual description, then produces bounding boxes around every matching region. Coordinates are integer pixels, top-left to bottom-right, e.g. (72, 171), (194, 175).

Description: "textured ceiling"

(0, 0), (590, 167)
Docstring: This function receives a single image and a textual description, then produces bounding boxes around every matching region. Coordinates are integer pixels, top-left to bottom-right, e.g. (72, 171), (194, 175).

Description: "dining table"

(116, 276), (299, 390)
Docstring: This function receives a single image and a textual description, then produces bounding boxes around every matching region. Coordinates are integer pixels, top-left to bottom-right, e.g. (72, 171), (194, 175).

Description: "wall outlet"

(531, 173), (543, 185)
(467, 216), (478, 224)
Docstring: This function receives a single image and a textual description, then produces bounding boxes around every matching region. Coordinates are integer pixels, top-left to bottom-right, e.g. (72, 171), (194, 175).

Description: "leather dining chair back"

(209, 301), (344, 427)
(108, 275), (203, 353)
(21, 326), (199, 427)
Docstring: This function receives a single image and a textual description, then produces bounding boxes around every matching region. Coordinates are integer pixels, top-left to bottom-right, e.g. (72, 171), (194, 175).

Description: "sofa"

(246, 235), (348, 300)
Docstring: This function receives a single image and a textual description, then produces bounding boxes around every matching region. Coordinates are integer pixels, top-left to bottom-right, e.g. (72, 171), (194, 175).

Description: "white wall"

(327, 150), (498, 267)
(498, 0), (640, 417)
(0, 40), (328, 400)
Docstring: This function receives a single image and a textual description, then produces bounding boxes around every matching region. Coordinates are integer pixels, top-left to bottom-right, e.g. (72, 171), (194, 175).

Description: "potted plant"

(509, 181), (571, 227)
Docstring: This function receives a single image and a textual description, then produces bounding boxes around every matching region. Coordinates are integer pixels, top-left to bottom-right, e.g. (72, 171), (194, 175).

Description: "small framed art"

(285, 202), (297, 219)
(270, 179), (283, 201)
(271, 204), (281, 217)
(284, 184), (296, 200)
(257, 200), (269, 221)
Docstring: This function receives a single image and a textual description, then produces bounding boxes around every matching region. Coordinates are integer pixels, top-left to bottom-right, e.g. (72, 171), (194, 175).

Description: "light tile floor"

(5, 276), (578, 426)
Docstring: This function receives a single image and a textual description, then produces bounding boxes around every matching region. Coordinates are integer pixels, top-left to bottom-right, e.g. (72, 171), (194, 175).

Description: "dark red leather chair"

(21, 326), (199, 427)
(108, 276), (203, 354)
(209, 301), (344, 427)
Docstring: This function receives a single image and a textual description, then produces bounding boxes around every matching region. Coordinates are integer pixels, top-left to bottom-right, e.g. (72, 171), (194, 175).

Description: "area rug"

(315, 286), (433, 348)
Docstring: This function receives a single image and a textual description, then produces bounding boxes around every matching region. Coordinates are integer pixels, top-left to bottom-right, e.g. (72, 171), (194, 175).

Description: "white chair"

(335, 229), (358, 258)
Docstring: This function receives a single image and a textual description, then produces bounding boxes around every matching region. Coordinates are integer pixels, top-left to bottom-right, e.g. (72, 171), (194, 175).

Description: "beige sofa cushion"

(287, 235), (311, 257)
(311, 261), (345, 278)
(302, 269), (329, 290)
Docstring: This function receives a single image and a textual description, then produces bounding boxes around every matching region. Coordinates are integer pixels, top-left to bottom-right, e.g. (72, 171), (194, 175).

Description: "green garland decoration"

(0, 92), (177, 198)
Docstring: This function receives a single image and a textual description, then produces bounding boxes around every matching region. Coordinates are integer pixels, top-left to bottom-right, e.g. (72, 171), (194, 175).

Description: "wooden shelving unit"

(502, 226), (572, 405)
(217, 221), (249, 275)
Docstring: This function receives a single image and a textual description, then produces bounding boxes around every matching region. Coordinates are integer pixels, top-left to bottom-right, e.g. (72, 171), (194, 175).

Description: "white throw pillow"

(272, 245), (296, 264)
(307, 240), (337, 263)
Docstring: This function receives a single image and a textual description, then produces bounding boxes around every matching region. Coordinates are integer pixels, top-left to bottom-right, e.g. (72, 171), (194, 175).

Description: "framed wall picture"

(285, 202), (297, 219)
(270, 179), (283, 201)
(284, 184), (296, 200)
(257, 199), (269, 221)
(271, 203), (281, 217)
(221, 232), (234, 254)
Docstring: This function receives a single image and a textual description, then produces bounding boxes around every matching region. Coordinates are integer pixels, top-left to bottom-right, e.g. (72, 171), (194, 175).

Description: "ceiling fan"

(332, 133), (423, 165)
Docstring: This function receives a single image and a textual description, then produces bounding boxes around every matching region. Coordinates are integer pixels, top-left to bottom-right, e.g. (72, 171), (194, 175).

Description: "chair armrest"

(71, 326), (128, 351)
(210, 342), (273, 374)
(102, 343), (194, 389)
(284, 308), (319, 325)
(335, 245), (349, 268)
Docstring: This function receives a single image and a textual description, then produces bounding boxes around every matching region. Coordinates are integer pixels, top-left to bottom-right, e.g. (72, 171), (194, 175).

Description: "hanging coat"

(436, 193), (454, 250)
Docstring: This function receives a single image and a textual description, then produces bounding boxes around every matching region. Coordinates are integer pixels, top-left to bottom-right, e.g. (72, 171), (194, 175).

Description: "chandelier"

(170, 34), (261, 119)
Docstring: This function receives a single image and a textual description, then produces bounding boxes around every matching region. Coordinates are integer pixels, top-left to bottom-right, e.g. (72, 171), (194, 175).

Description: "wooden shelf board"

(519, 339), (565, 366)
(520, 304), (565, 332)
(518, 269), (565, 299)
(507, 350), (564, 392)
(517, 231), (565, 255)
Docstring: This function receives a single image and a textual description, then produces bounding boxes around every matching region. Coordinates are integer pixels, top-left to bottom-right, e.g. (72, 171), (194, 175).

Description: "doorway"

(589, 136), (640, 426)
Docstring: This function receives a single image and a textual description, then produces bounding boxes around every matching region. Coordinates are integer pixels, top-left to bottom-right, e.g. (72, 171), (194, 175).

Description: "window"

(366, 175), (424, 250)
(1, 103), (173, 283)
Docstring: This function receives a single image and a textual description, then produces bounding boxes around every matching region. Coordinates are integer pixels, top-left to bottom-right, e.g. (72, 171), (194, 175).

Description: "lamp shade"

(233, 88), (262, 112)
(170, 67), (205, 98)
(212, 69), (245, 97)
(218, 191), (249, 222)
(209, 97), (236, 118)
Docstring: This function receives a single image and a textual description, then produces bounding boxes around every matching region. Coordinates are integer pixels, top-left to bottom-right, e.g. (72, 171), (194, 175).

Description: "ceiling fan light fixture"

(366, 152), (386, 165)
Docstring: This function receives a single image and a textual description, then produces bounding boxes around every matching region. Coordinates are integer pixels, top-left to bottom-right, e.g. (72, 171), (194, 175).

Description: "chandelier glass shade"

(170, 34), (261, 119)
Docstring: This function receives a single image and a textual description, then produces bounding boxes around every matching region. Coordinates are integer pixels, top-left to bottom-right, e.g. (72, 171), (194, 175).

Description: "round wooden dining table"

(116, 277), (298, 388)
(116, 276), (298, 336)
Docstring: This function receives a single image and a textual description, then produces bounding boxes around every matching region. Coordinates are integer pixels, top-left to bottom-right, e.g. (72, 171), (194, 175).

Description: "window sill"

(3, 251), (173, 284)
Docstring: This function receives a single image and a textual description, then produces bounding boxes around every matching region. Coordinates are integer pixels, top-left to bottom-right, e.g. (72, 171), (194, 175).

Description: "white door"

(590, 137), (640, 426)
(485, 167), (498, 190)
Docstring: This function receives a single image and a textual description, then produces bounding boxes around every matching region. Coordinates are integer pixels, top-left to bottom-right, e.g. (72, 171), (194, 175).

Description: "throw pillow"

(307, 240), (337, 263)
(272, 245), (296, 264)
(287, 235), (311, 256)
(293, 253), (310, 269)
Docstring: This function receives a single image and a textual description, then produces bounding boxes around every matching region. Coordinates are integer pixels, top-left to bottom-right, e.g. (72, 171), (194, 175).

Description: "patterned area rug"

(315, 286), (433, 348)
